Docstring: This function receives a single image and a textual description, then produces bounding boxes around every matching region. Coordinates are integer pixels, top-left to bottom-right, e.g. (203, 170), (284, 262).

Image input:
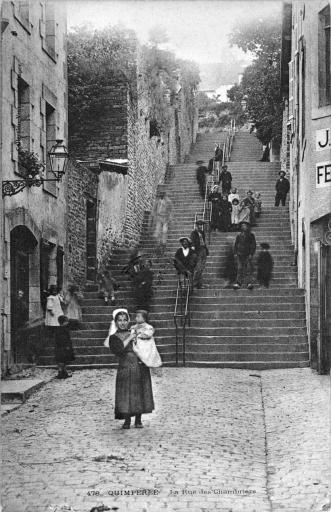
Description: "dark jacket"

(276, 177), (290, 194)
(234, 232), (256, 258)
(190, 229), (209, 256)
(174, 248), (197, 274)
(219, 170), (232, 187)
(196, 165), (208, 182)
(55, 325), (75, 364)
(214, 148), (223, 162)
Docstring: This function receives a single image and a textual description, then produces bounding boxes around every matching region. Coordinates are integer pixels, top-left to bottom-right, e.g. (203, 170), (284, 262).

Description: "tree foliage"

(68, 24), (200, 138)
(228, 15), (283, 145)
(68, 24), (137, 132)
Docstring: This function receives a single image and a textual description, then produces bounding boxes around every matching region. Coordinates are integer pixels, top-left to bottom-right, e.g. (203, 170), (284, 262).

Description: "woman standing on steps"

(106, 308), (155, 429)
(208, 185), (222, 231)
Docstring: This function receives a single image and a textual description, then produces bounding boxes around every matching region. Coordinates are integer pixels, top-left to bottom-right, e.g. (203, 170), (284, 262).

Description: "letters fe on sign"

(316, 128), (331, 152)
(316, 161), (331, 188)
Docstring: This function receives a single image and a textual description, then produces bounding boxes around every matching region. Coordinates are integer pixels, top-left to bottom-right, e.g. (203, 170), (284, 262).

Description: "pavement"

(1, 367), (330, 512)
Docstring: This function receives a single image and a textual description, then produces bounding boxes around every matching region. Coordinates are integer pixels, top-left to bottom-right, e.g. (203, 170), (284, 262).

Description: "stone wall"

(68, 40), (198, 268)
(69, 84), (128, 162)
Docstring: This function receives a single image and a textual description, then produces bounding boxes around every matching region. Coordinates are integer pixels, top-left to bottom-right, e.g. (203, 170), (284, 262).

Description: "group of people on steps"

(41, 137), (290, 429)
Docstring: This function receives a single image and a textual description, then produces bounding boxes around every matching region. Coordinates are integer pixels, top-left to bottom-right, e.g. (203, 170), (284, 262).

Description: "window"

(318, 5), (331, 106)
(40, 2), (56, 61)
(301, 43), (305, 141)
(44, 102), (57, 195)
(14, 1), (31, 33)
(17, 77), (30, 150)
(18, 1), (29, 23)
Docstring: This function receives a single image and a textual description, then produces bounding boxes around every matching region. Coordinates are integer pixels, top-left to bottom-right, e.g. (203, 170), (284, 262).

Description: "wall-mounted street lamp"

(2, 140), (69, 197)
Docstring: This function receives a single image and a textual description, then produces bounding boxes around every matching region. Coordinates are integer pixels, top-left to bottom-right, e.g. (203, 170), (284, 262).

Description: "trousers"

(236, 255), (254, 285)
(154, 219), (169, 245)
(275, 192), (287, 206)
(193, 247), (208, 287)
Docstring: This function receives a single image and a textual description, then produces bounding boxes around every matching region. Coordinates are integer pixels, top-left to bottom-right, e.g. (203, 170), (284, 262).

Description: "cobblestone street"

(1, 368), (330, 512)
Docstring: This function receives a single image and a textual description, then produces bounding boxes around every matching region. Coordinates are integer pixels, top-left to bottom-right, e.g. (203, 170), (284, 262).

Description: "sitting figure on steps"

(174, 236), (197, 288)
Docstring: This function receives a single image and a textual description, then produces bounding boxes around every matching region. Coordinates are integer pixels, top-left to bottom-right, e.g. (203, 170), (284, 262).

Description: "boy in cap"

(257, 243), (273, 288)
(275, 171), (290, 206)
(233, 221), (256, 289)
(190, 220), (209, 289)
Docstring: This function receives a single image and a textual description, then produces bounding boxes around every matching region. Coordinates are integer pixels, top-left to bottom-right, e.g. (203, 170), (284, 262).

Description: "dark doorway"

(10, 226), (37, 360)
(56, 246), (64, 291)
(86, 198), (97, 281)
(318, 243), (331, 374)
(40, 239), (54, 312)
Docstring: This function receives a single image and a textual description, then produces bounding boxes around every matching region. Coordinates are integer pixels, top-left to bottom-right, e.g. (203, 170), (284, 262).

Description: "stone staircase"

(39, 130), (309, 369)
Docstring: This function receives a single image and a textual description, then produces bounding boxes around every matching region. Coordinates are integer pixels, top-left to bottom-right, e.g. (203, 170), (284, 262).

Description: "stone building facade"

(68, 40), (198, 272)
(0, 1), (68, 372)
(281, 1), (331, 373)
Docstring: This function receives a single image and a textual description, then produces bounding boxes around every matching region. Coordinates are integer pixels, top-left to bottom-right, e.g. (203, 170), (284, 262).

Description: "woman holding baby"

(106, 308), (161, 430)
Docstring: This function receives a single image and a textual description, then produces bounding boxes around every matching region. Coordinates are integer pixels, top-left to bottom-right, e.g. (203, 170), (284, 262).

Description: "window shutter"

(288, 59), (294, 120)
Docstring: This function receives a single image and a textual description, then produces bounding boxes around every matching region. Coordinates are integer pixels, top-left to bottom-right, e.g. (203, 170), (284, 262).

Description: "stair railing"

(221, 120), (236, 170)
(173, 276), (191, 366)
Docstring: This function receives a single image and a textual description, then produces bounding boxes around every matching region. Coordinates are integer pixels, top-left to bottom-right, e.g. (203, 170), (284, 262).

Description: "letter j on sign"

(316, 161), (331, 188)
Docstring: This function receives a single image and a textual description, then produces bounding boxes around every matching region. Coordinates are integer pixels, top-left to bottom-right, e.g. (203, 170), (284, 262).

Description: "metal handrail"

(173, 121), (236, 366)
(221, 120), (236, 170)
(173, 276), (191, 366)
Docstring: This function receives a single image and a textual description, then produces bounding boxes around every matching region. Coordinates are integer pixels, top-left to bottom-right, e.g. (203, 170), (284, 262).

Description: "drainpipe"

(1, 15), (10, 374)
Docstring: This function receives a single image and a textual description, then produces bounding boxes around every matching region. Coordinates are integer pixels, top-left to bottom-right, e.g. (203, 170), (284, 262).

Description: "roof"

(99, 158), (129, 175)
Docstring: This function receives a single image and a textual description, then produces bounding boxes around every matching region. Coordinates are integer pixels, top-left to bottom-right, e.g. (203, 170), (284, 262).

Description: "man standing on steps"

(150, 184), (173, 256)
(190, 220), (209, 289)
(233, 221), (256, 290)
(275, 171), (290, 207)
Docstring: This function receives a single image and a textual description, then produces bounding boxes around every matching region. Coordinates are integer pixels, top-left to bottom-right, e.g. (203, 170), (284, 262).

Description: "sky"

(66, 0), (282, 65)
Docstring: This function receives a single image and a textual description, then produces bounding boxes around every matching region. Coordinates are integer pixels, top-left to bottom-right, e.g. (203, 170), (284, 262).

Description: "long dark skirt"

(115, 360), (154, 419)
(210, 203), (221, 230)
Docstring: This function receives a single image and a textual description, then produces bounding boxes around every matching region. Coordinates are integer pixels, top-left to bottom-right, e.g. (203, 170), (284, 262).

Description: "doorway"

(317, 243), (330, 374)
(86, 198), (97, 281)
(10, 226), (37, 360)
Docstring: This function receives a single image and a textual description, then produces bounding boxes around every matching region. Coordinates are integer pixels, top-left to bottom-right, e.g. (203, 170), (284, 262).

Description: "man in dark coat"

(219, 165), (232, 194)
(257, 243), (273, 288)
(233, 221), (256, 289)
(196, 160), (209, 199)
(174, 237), (197, 287)
(132, 261), (154, 310)
(275, 171), (290, 206)
(190, 220), (209, 289)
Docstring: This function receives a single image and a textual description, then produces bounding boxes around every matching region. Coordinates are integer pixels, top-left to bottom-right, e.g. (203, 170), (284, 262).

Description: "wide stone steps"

(38, 130), (308, 370)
